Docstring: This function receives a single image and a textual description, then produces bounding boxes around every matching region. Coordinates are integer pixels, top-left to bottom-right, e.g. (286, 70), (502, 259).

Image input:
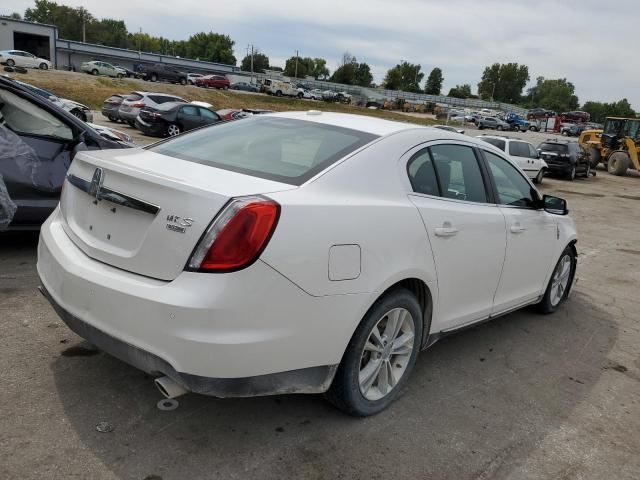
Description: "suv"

(561, 111), (590, 123)
(477, 135), (547, 183)
(537, 140), (591, 180)
(118, 92), (186, 127)
(139, 64), (188, 85)
(195, 75), (230, 89)
(477, 116), (511, 131)
(527, 108), (555, 120)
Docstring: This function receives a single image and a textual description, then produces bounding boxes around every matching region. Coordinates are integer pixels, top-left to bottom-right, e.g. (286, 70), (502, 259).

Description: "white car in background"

(0, 50), (52, 70)
(37, 112), (577, 416)
(15, 80), (94, 122)
(81, 60), (126, 78)
(187, 73), (203, 85)
(477, 135), (548, 183)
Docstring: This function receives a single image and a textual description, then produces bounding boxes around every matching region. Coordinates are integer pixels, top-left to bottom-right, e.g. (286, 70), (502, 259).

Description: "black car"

(527, 108), (555, 120)
(0, 75), (130, 231)
(230, 81), (260, 92)
(135, 102), (223, 137)
(101, 94), (127, 122)
(138, 63), (188, 85)
(560, 123), (588, 137)
(537, 140), (591, 180)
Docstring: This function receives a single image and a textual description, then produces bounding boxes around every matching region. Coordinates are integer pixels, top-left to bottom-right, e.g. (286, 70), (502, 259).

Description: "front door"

(482, 150), (557, 312)
(406, 143), (507, 331)
(178, 105), (202, 131)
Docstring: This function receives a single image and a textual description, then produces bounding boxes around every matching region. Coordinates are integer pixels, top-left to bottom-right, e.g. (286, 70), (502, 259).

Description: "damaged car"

(0, 75), (130, 231)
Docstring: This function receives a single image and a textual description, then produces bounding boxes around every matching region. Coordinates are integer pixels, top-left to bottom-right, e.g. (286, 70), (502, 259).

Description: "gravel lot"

(1, 119), (639, 479)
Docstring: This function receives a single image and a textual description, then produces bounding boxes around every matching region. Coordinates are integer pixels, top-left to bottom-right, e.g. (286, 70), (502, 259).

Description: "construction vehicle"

(578, 117), (640, 176)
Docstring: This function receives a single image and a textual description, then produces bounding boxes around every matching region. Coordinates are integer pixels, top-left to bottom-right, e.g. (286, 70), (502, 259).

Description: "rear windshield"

(539, 143), (568, 153)
(479, 137), (506, 151)
(149, 116), (378, 185)
(127, 93), (143, 101)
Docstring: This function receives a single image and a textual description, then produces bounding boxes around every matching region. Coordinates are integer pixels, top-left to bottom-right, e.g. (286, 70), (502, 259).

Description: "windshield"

(149, 116), (378, 185)
(539, 143), (568, 153)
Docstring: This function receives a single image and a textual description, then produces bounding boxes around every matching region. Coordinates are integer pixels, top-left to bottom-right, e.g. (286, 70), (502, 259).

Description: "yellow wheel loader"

(578, 117), (640, 176)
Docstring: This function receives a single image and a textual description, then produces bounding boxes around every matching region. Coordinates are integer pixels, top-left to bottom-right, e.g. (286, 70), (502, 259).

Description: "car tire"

(117, 73), (123, 79)
(108, 116), (117, 122)
(497, 125), (503, 131)
(607, 152), (630, 176)
(151, 73), (158, 82)
(127, 120), (135, 127)
(533, 168), (545, 184)
(584, 163), (591, 178)
(39, 63), (48, 70)
(529, 125), (538, 132)
(276, 90), (283, 97)
(325, 288), (423, 417)
(588, 147), (601, 168)
(166, 123), (181, 137)
(297, 92), (304, 99)
(536, 246), (576, 314)
(92, 69), (99, 76)
(179, 78), (187, 85)
(478, 124), (484, 130)
(6, 59), (15, 67)
(567, 165), (576, 181)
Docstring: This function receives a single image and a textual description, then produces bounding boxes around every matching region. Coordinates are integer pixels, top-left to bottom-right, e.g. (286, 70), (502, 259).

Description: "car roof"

(266, 111), (424, 136)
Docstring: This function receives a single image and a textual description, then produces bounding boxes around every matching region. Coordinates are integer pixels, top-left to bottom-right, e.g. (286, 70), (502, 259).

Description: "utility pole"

(294, 50), (299, 78)
(251, 44), (254, 76)
(80, 8), (86, 43)
(138, 27), (142, 56)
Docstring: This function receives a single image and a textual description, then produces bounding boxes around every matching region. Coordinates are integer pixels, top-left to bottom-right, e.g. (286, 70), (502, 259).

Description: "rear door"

(406, 142), (507, 330)
(177, 105), (202, 130)
(482, 149), (557, 312)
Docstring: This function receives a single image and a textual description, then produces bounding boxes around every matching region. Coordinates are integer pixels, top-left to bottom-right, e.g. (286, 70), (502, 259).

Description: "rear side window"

(149, 117), (378, 185)
(480, 137), (505, 151)
(539, 142), (568, 153)
(508, 141), (528, 157)
(408, 150), (440, 196)
(429, 144), (487, 203)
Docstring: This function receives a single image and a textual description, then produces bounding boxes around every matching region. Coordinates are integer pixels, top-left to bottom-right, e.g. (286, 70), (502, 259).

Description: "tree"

(526, 77), (579, 112)
(241, 51), (269, 73)
(477, 62), (529, 103)
(310, 58), (329, 80)
(7, 12), (22, 19)
(329, 54), (372, 86)
(383, 62), (424, 92)
(582, 99), (636, 124)
(283, 56), (330, 79)
(186, 32), (235, 64)
(448, 84), (472, 99)
(424, 67), (443, 95)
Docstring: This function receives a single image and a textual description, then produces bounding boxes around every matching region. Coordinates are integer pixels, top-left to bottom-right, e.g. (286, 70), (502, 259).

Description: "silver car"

(118, 91), (185, 126)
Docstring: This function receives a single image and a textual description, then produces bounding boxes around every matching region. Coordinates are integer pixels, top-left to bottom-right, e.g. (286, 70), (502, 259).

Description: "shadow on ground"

(45, 289), (616, 480)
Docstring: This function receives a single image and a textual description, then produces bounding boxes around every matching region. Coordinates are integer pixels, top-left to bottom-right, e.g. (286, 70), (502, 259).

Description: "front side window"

(149, 117), (377, 185)
(485, 151), (537, 208)
(199, 108), (219, 120)
(180, 106), (199, 117)
(527, 144), (538, 159)
(0, 89), (73, 140)
(429, 144), (487, 203)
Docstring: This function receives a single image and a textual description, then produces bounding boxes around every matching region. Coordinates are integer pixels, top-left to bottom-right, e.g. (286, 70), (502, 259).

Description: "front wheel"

(117, 73), (123, 79)
(166, 123), (181, 137)
(607, 152), (629, 176)
(150, 73), (158, 82)
(179, 78), (186, 85)
(536, 246), (576, 314)
(91, 69), (99, 76)
(533, 168), (545, 184)
(325, 289), (423, 416)
(6, 59), (15, 67)
(39, 63), (48, 70)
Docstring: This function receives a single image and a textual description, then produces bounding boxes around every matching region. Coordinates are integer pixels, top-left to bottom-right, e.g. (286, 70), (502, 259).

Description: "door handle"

(510, 224), (526, 234)
(434, 222), (459, 237)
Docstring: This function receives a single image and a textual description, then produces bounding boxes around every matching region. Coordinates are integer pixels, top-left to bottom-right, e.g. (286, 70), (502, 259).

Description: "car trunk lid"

(60, 148), (297, 280)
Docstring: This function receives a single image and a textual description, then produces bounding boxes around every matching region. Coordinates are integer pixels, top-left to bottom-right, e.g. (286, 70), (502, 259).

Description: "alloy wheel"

(358, 308), (415, 401)
(549, 254), (572, 306)
(167, 124), (181, 136)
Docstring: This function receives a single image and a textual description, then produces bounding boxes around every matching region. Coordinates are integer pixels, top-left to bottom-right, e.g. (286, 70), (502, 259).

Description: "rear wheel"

(276, 90), (283, 97)
(108, 115), (117, 122)
(529, 125), (538, 132)
(536, 246), (576, 314)
(297, 92), (304, 99)
(497, 125), (503, 131)
(166, 123), (181, 137)
(151, 73), (158, 82)
(325, 289), (423, 416)
(567, 164), (576, 181)
(6, 59), (15, 67)
(179, 78), (186, 85)
(39, 63), (48, 70)
(607, 152), (629, 176)
(91, 69), (99, 76)
(117, 73), (123, 79)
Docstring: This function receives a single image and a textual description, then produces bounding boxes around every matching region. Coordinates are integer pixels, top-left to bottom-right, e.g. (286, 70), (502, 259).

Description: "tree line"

(6, 0), (636, 118)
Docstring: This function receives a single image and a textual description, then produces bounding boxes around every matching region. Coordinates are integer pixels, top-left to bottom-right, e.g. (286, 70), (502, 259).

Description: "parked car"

(537, 140), (591, 180)
(101, 94), (127, 122)
(118, 91), (185, 127)
(37, 111), (577, 416)
(113, 64), (137, 78)
(216, 108), (273, 121)
(477, 116), (511, 131)
(187, 73), (203, 85)
(14, 80), (94, 122)
(309, 89), (324, 100)
(560, 123), (589, 137)
(0, 75), (130, 231)
(434, 125), (465, 134)
(195, 75), (230, 89)
(135, 102), (223, 137)
(0, 50), (51, 70)
(86, 122), (135, 146)
(477, 135), (548, 183)
(230, 81), (260, 92)
(503, 113), (530, 132)
(297, 87), (312, 99)
(262, 79), (298, 97)
(80, 61), (125, 78)
(561, 111), (590, 123)
(139, 64), (188, 85)
(527, 108), (555, 120)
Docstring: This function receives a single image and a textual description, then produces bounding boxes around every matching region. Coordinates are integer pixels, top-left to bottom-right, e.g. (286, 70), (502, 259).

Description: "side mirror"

(541, 195), (568, 215)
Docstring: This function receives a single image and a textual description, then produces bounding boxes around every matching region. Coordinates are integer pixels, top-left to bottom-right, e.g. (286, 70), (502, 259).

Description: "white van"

(262, 79), (298, 97)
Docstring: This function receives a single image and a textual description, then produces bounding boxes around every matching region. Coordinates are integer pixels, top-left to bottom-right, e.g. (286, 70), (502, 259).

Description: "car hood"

(60, 98), (90, 111)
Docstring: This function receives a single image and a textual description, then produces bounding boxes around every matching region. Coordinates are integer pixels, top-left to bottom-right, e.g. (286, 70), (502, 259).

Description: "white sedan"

(37, 111), (578, 416)
(0, 50), (52, 70)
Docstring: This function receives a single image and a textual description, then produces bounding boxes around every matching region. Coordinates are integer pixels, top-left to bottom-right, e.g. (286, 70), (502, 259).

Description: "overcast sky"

(10, 0), (639, 108)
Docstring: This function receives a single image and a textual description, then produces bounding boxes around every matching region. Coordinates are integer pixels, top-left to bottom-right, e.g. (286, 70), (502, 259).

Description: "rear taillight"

(187, 196), (280, 273)
(130, 102), (145, 108)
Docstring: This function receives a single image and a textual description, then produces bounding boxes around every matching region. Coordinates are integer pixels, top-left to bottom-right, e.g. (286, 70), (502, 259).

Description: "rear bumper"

(135, 117), (165, 137)
(118, 109), (140, 122)
(101, 107), (120, 118)
(36, 209), (366, 396)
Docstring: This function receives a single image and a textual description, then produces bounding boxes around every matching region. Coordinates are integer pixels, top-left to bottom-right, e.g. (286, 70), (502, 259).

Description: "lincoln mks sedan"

(37, 111), (577, 416)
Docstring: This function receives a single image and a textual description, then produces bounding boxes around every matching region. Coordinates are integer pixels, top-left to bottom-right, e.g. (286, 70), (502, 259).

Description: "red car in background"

(195, 75), (230, 89)
(561, 111), (591, 123)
